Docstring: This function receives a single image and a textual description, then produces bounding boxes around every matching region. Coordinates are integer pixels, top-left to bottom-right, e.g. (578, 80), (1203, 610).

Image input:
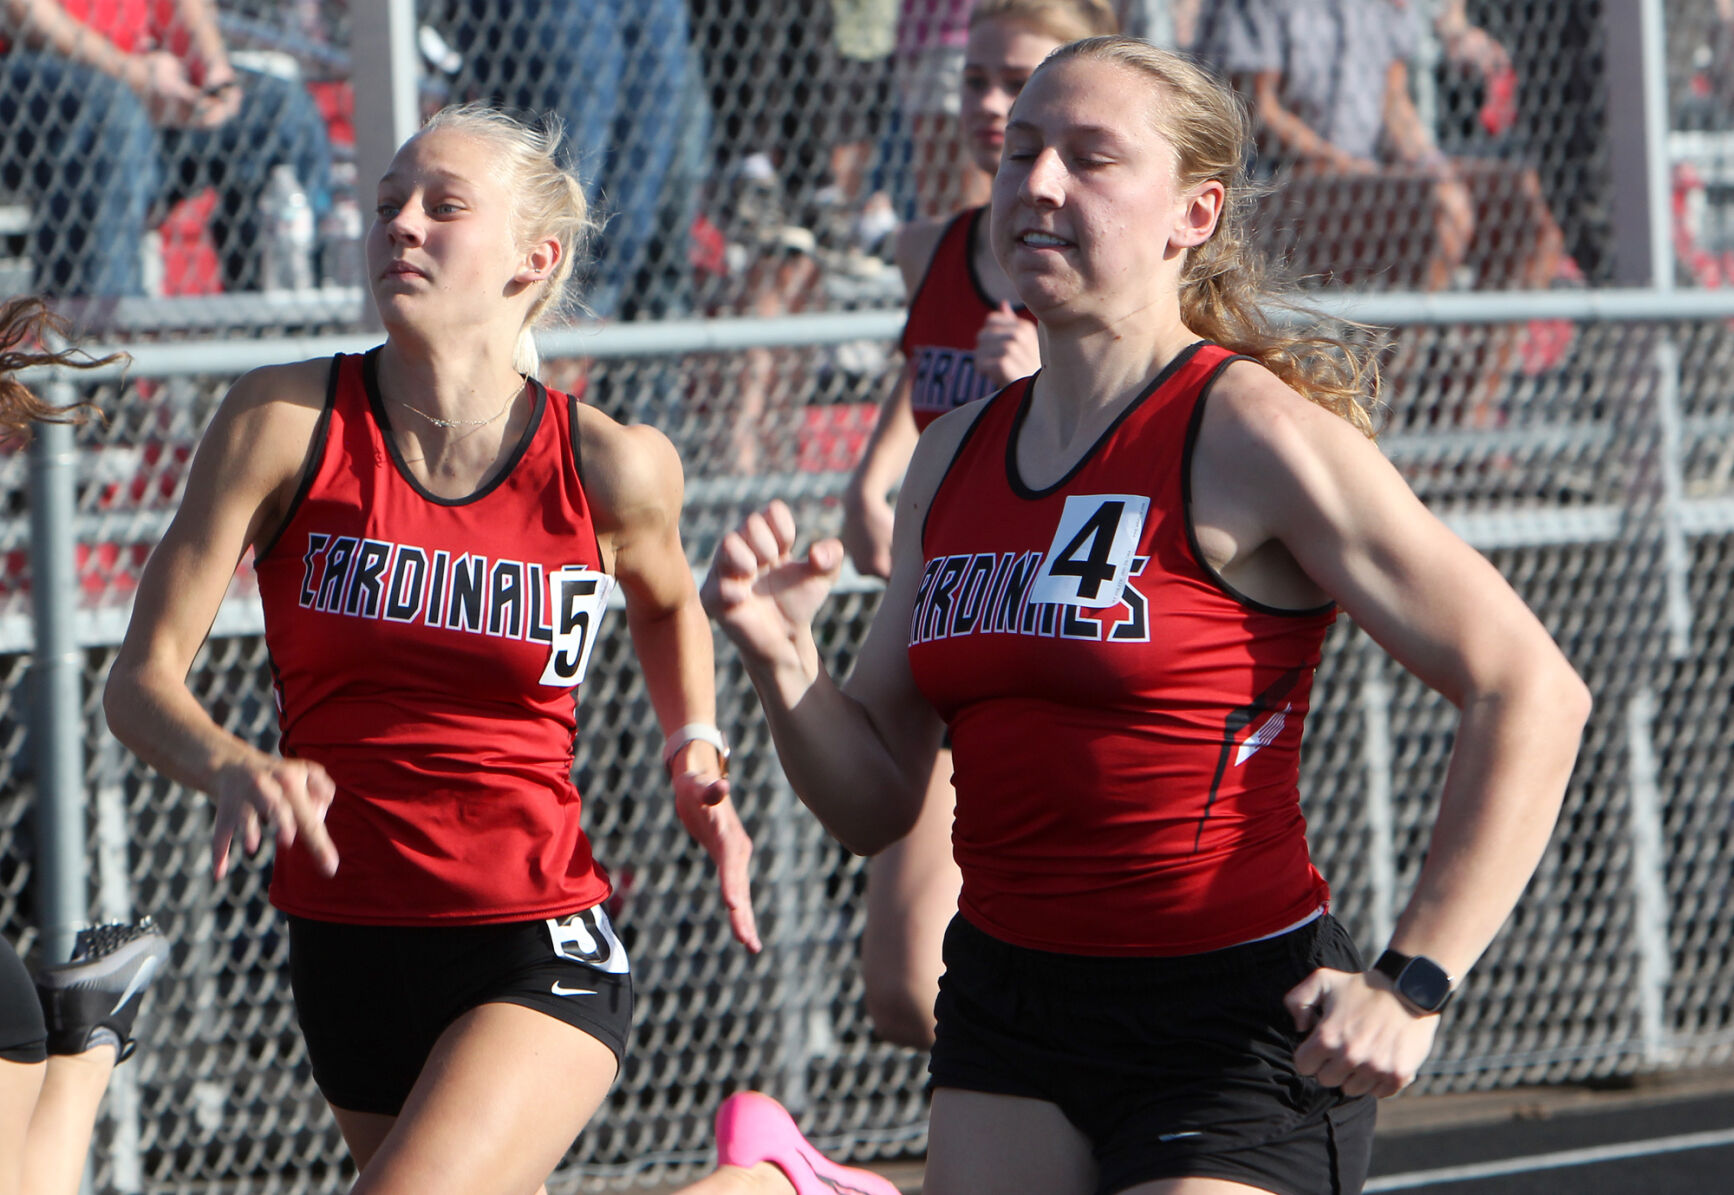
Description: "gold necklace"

(395, 378), (523, 430)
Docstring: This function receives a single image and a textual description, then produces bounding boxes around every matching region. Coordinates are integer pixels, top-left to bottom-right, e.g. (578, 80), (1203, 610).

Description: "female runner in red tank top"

(104, 107), (760, 1195)
(704, 37), (1589, 1195)
(841, 0), (1116, 1052)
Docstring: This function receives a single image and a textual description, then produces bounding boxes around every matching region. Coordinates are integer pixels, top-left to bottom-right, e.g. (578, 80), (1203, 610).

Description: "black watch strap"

(1373, 949), (1456, 1014)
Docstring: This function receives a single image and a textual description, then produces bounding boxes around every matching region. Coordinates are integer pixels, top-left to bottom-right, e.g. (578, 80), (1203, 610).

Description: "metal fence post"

(1602, 0), (1674, 289)
(349, 0), (421, 335)
(27, 396), (88, 966)
(1624, 688), (1676, 1068)
(1359, 653), (1397, 956)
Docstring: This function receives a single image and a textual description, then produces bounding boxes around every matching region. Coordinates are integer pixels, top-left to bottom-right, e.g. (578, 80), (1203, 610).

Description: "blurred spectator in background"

(897, 0), (983, 220)
(1113, 0), (1200, 46)
(1668, 0), (1734, 290)
(688, 0), (905, 472)
(689, 1), (895, 269)
(1201, 0), (1566, 426)
(1445, 0), (1606, 284)
(1670, 0), (1734, 132)
(0, 0), (332, 297)
(812, 1), (900, 272)
(1204, 0), (1562, 297)
(436, 0), (706, 321)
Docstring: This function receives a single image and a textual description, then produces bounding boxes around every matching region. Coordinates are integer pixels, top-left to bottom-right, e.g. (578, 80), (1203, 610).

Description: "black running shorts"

(1, 937), (48, 1064)
(288, 906), (633, 1115)
(928, 913), (1377, 1195)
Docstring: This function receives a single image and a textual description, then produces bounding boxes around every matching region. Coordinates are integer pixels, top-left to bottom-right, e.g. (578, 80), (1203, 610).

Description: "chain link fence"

(3, 0), (1734, 1191)
(3, 312), (1732, 1191)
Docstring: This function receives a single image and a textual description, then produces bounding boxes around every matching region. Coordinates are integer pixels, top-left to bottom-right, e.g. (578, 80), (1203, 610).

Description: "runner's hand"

(124, 51), (203, 126)
(1285, 966), (1440, 1098)
(212, 756), (339, 880)
(702, 500), (843, 672)
(672, 763), (759, 952)
(975, 302), (1040, 387)
(190, 60), (243, 128)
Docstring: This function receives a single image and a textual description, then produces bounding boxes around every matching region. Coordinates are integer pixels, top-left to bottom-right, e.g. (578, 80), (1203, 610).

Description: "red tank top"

(908, 342), (1336, 956)
(900, 207), (1038, 431)
(0, 2), (149, 54)
(256, 352), (613, 925)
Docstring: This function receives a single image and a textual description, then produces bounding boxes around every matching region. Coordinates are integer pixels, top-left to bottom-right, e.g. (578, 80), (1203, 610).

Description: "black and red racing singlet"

(256, 350), (613, 925)
(900, 206), (1038, 431)
(908, 342), (1336, 956)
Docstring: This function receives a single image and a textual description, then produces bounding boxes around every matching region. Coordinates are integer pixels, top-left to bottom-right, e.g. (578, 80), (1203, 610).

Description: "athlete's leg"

(18, 1048), (115, 1195)
(340, 1002), (617, 1195)
(861, 747), (959, 1049)
(0, 1058), (46, 1195)
(326, 1108), (391, 1174)
(332, 1112), (550, 1195)
(331, 1104), (554, 1195)
(922, 1089), (1096, 1195)
(665, 1168), (792, 1195)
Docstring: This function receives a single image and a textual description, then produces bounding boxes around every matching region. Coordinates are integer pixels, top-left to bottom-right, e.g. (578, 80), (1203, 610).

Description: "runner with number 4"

(705, 35), (1588, 1195)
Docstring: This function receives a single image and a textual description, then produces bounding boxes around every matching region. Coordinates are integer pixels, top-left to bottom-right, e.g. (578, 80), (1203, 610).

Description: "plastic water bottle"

(261, 164), (315, 293)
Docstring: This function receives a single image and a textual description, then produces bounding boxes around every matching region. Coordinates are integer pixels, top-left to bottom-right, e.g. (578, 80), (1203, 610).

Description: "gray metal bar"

(1360, 662), (1396, 955)
(1602, 2), (1663, 286)
(1655, 339), (1694, 656)
(1623, 688), (1677, 1067)
(30, 288), (1734, 389)
(1315, 286), (1734, 325)
(1641, 0), (1676, 291)
(27, 406), (88, 964)
(349, 0), (421, 333)
(91, 735), (144, 1194)
(537, 311), (909, 358)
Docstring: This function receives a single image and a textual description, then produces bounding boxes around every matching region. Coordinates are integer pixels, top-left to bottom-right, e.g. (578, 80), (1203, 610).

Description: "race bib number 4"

(539, 566), (615, 686)
(1029, 494), (1150, 609)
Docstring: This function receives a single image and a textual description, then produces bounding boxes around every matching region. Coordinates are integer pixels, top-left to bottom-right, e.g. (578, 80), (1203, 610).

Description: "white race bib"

(1029, 494), (1150, 609)
(539, 566), (614, 686)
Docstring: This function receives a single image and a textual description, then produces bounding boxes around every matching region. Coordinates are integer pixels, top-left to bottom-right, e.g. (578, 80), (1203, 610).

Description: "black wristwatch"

(1372, 949), (1456, 1014)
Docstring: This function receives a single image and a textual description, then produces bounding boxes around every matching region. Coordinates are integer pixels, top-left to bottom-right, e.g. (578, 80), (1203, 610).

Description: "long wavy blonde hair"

(1041, 37), (1383, 437)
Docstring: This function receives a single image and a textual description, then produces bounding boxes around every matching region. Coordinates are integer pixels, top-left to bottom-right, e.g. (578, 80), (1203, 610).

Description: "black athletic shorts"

(928, 913), (1377, 1195)
(288, 905), (633, 1116)
(1, 936), (48, 1064)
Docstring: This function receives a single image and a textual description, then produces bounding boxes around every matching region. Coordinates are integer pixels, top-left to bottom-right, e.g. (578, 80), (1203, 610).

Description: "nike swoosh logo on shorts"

(551, 981), (597, 997)
(1158, 1130), (1203, 1142)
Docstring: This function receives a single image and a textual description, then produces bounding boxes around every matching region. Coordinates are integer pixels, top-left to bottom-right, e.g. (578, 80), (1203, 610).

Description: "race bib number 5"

(539, 566), (615, 686)
(1029, 494), (1150, 609)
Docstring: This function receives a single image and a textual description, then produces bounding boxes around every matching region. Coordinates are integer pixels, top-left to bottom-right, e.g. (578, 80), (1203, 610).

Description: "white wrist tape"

(662, 723), (730, 777)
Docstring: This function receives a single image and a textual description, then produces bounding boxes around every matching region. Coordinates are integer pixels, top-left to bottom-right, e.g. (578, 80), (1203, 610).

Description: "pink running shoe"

(714, 1091), (902, 1195)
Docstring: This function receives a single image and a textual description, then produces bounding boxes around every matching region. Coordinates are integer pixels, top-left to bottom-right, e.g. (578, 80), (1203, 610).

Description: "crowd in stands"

(0, 2), (1618, 308)
(0, 0), (1701, 478)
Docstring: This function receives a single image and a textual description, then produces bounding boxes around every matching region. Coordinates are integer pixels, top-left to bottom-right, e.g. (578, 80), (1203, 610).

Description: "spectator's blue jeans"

(0, 53), (332, 296)
(448, 0), (706, 318)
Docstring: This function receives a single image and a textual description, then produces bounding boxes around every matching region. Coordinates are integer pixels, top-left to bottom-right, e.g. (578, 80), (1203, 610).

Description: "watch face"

(1398, 958), (1454, 1011)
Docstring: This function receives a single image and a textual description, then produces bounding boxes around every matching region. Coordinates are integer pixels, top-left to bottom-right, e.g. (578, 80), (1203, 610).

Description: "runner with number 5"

(106, 105), (758, 1195)
(704, 36), (1587, 1195)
